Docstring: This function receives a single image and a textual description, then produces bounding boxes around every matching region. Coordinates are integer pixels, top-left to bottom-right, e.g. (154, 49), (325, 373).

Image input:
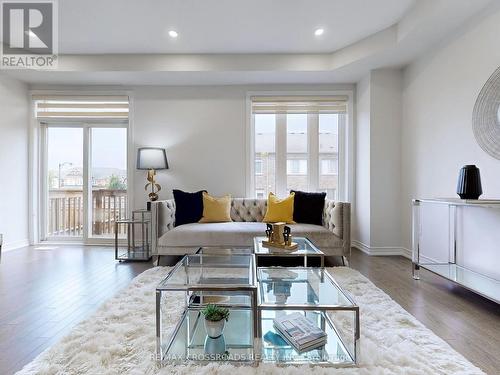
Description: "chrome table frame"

(156, 250), (360, 366)
(411, 198), (500, 304)
(256, 267), (360, 366)
(115, 209), (152, 261)
(156, 254), (258, 364)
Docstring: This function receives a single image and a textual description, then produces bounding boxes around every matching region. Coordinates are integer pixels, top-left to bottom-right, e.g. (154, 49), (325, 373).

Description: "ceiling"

(59, 0), (414, 54)
(2, 0), (497, 85)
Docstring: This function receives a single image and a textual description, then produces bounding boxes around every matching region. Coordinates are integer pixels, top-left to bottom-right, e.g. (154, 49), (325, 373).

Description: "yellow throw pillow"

(199, 192), (232, 223)
(262, 192), (295, 224)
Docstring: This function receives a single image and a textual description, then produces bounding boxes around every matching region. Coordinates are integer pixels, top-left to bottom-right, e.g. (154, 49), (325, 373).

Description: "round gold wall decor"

(472, 66), (500, 160)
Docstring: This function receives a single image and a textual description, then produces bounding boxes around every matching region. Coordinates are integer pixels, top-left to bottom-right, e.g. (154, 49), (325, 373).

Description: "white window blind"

(251, 95), (348, 114)
(33, 95), (129, 119)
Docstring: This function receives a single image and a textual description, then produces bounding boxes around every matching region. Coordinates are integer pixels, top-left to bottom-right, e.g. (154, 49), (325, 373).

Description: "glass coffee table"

(156, 254), (258, 364)
(257, 267), (360, 366)
(253, 236), (324, 267)
(156, 252), (359, 367)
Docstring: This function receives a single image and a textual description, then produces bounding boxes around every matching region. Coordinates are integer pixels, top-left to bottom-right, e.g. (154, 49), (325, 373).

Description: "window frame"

(246, 91), (353, 202)
(29, 90), (134, 246)
(40, 121), (129, 243)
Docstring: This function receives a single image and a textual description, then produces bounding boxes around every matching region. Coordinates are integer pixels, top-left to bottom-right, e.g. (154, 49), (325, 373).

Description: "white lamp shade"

(137, 147), (169, 170)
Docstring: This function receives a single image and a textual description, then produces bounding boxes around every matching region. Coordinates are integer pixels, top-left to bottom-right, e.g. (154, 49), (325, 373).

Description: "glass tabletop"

(258, 267), (355, 307)
(157, 254), (256, 290)
(421, 263), (500, 303)
(261, 310), (354, 366)
(162, 308), (255, 363)
(253, 236), (323, 255)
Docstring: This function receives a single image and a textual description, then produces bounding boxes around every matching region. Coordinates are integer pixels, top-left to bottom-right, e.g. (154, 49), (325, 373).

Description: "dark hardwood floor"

(0, 245), (152, 374)
(350, 249), (500, 375)
(0, 246), (498, 374)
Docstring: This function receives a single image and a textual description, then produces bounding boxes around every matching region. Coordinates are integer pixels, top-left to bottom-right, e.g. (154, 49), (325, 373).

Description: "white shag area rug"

(16, 266), (484, 375)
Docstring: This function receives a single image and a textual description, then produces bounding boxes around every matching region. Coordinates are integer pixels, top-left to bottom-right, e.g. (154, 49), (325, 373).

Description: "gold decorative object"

(145, 169), (161, 201)
(263, 222), (298, 250)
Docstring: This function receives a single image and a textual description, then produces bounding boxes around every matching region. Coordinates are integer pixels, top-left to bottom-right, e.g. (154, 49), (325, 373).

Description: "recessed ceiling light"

(314, 28), (324, 36)
(168, 30), (178, 38)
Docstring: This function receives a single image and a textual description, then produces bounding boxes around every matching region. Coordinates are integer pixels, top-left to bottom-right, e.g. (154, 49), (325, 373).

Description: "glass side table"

(156, 254), (258, 364)
(114, 209), (152, 261)
(257, 267), (360, 366)
(253, 236), (325, 267)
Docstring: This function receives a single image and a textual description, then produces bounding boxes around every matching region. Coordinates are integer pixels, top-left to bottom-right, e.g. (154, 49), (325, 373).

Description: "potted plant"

(201, 304), (230, 338)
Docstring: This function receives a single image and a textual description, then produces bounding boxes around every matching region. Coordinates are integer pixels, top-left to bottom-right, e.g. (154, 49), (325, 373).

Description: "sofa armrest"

(151, 199), (175, 255)
(323, 200), (351, 261)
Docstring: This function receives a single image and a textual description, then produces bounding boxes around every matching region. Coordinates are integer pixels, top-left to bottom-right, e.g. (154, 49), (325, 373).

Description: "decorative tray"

(261, 240), (298, 251)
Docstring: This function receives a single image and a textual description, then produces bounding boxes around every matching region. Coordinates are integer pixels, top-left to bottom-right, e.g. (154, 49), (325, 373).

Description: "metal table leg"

(156, 290), (162, 360)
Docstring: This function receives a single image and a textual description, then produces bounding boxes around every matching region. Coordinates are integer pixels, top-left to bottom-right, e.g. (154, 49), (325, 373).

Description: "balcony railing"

(48, 189), (128, 237)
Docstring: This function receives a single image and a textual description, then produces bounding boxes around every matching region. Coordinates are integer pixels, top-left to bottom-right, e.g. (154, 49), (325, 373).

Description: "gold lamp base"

(145, 169), (161, 201)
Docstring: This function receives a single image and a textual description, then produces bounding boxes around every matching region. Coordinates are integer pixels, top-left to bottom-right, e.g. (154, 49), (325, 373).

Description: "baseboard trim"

(419, 253), (441, 264)
(401, 247), (412, 259)
(352, 240), (412, 259)
(2, 239), (30, 252)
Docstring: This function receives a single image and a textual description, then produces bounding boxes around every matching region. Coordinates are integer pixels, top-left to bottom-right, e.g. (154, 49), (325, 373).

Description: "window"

(318, 114), (338, 198)
(36, 95), (130, 242)
(46, 128), (83, 237)
(320, 159), (337, 175)
(287, 159), (307, 175)
(254, 114), (276, 197)
(286, 114), (308, 191)
(43, 124), (128, 240)
(255, 159), (263, 175)
(250, 95), (348, 200)
(90, 128), (128, 237)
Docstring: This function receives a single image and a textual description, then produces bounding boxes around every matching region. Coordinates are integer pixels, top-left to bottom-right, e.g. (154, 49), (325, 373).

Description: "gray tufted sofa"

(151, 198), (351, 263)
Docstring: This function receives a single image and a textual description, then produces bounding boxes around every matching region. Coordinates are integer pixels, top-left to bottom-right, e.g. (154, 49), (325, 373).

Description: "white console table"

(412, 198), (500, 304)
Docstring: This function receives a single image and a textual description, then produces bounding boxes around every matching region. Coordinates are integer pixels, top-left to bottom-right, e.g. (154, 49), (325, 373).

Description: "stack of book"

(273, 312), (327, 352)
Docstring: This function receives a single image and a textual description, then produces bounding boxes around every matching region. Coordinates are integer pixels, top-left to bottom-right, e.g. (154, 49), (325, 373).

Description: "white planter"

(204, 318), (225, 338)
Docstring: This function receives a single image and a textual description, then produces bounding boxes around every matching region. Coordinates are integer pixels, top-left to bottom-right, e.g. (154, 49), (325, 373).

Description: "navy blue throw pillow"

(290, 190), (326, 225)
(173, 189), (206, 226)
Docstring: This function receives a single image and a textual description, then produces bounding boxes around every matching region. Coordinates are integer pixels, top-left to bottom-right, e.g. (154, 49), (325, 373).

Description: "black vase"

(456, 165), (483, 200)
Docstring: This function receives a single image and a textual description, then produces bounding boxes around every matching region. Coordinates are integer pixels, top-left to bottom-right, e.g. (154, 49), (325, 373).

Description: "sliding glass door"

(46, 127), (84, 238)
(90, 127), (128, 238)
(42, 123), (128, 242)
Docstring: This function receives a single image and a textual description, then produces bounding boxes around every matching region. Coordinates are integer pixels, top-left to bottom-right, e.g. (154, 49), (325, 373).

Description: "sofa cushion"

(158, 222), (343, 250)
(199, 192), (232, 223)
(291, 190), (326, 225)
(173, 189), (205, 226)
(262, 192), (295, 224)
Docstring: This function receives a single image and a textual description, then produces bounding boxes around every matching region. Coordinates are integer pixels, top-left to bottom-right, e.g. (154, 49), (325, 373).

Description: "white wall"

(0, 73), (29, 250)
(132, 86), (247, 206)
(354, 75), (371, 246)
(354, 69), (403, 253)
(131, 84), (354, 209)
(402, 7), (500, 251)
(370, 69), (402, 248)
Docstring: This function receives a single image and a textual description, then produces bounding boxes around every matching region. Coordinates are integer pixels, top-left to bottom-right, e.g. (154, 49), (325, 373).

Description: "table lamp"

(137, 147), (169, 205)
